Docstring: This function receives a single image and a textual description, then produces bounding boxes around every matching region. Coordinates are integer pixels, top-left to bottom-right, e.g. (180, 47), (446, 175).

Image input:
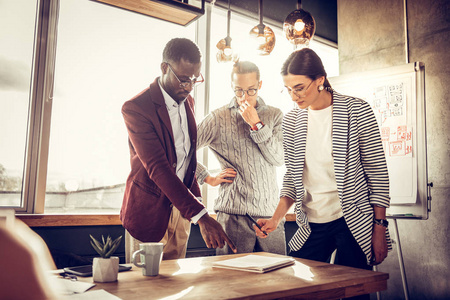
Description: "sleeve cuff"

(191, 208), (208, 224)
(250, 124), (272, 143)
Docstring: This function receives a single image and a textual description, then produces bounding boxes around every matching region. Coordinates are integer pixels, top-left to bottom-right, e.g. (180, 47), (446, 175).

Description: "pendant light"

(249, 0), (275, 56)
(283, 0), (315, 48)
(216, 0), (239, 63)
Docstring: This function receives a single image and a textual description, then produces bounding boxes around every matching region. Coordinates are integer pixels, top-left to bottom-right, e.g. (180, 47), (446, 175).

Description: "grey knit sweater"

(196, 97), (284, 217)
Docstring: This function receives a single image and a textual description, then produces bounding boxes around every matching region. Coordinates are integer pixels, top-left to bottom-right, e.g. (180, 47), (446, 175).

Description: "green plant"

(90, 234), (123, 258)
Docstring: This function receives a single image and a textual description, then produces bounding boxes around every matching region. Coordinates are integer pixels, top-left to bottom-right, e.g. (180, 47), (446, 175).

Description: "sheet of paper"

(53, 277), (95, 294)
(212, 255), (295, 273)
(64, 289), (122, 300)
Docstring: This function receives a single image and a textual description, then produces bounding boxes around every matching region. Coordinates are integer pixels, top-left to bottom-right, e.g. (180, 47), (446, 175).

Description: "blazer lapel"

(183, 95), (197, 187)
(331, 92), (349, 194)
(149, 78), (174, 141)
(185, 95), (197, 150)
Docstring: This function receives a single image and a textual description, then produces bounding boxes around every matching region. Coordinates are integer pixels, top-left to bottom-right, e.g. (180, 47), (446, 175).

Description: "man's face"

(231, 72), (261, 107)
(160, 58), (202, 103)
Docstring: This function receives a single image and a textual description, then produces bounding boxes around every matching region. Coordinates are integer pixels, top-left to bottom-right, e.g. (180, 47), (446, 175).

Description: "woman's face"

(283, 74), (325, 110)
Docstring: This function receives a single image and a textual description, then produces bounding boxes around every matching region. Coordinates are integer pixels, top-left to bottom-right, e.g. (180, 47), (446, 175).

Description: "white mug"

(132, 242), (164, 276)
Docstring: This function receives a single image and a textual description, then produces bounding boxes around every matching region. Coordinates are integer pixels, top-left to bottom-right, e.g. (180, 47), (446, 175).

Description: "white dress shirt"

(159, 81), (207, 223)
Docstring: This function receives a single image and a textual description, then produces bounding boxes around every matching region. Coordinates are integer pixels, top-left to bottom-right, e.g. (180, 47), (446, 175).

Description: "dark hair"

(281, 48), (332, 90)
(231, 61), (260, 81)
(162, 38), (202, 64)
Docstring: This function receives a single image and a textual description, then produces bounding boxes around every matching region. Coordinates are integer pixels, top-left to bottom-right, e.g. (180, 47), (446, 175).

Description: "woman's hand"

(253, 218), (279, 239)
(371, 224), (388, 265)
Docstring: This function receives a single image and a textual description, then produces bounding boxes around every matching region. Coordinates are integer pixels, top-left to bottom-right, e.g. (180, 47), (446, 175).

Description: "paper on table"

(64, 289), (122, 300)
(212, 255), (295, 273)
(55, 277), (95, 294)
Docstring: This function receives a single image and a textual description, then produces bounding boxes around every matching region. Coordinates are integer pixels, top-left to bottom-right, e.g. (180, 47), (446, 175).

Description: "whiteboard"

(329, 62), (429, 219)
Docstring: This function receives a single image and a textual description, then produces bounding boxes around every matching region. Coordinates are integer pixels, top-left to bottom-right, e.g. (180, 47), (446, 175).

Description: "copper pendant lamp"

(283, 0), (315, 48)
(216, 0), (239, 63)
(249, 0), (275, 56)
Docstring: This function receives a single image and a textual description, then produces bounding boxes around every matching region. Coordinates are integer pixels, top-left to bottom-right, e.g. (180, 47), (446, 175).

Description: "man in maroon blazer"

(121, 38), (236, 260)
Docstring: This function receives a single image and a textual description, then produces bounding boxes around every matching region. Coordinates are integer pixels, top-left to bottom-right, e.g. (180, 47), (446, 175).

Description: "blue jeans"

(290, 217), (372, 300)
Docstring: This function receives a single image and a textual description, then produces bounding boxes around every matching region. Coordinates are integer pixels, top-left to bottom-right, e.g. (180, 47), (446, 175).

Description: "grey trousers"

(216, 212), (286, 256)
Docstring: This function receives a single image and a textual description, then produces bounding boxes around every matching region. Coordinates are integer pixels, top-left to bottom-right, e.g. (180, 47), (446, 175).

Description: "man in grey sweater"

(196, 61), (286, 255)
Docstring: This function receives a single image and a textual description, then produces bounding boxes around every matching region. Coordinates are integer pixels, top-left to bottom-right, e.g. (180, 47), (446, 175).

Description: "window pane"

(0, 1), (37, 208)
(203, 8), (339, 211)
(45, 0), (195, 213)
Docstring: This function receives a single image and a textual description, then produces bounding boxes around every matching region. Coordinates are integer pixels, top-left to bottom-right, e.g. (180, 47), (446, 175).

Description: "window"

(0, 1), (38, 209)
(44, 0), (196, 213)
(200, 7), (339, 211)
(2, 1), (338, 214)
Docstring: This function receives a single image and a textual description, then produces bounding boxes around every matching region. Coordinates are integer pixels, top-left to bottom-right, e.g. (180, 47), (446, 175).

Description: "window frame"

(17, 0), (59, 213)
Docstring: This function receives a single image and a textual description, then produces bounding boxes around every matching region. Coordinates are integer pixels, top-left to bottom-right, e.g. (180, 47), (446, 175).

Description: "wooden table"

(80, 252), (388, 299)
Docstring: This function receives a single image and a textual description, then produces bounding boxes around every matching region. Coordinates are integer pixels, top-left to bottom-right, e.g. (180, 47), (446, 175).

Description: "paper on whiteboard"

(333, 77), (416, 203)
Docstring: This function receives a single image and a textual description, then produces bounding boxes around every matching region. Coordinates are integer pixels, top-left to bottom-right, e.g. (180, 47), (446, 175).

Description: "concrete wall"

(338, 0), (450, 299)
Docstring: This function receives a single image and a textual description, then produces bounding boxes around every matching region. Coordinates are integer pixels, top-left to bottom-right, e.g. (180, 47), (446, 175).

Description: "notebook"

(212, 255), (295, 273)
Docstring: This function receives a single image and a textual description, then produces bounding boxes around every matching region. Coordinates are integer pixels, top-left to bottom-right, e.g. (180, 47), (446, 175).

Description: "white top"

(303, 105), (343, 223)
(159, 81), (206, 223)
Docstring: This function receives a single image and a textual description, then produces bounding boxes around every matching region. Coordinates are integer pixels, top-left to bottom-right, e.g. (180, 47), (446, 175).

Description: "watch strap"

(373, 218), (389, 227)
(251, 121), (264, 131)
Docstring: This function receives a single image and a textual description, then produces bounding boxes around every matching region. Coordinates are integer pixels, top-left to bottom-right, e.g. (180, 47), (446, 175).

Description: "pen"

(245, 213), (268, 236)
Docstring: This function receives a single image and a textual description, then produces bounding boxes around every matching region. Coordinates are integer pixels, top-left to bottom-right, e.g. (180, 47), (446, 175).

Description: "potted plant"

(90, 234), (123, 282)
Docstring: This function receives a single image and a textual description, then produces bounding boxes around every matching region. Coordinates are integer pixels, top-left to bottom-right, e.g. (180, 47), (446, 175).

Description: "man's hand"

(239, 101), (260, 127)
(371, 224), (388, 265)
(204, 168), (237, 187)
(197, 214), (237, 253)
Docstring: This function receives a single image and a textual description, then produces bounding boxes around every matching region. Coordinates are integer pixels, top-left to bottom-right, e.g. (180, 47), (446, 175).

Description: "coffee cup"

(132, 242), (164, 276)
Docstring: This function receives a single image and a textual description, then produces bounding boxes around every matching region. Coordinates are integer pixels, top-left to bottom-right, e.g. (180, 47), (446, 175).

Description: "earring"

(318, 85), (324, 92)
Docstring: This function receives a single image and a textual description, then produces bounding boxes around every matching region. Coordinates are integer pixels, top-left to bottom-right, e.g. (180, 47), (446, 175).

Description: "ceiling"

(210, 0), (337, 44)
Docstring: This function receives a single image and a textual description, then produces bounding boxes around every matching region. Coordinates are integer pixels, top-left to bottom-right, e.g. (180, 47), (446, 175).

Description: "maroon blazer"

(121, 77), (204, 242)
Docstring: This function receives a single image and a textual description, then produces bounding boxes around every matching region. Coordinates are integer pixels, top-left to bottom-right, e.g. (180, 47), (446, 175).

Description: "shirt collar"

(228, 96), (266, 109)
(158, 79), (186, 111)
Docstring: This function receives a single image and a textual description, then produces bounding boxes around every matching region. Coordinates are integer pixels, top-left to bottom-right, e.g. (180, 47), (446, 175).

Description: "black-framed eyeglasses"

(165, 62), (204, 89)
(283, 80), (314, 98)
(234, 88), (258, 97)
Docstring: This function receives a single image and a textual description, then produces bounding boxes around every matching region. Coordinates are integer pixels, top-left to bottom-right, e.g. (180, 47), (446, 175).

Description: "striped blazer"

(281, 91), (392, 263)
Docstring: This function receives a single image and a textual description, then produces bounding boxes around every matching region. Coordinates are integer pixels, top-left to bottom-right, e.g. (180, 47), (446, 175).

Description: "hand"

(371, 224), (388, 265)
(197, 214), (237, 253)
(253, 218), (279, 239)
(239, 101), (260, 127)
(204, 168), (237, 187)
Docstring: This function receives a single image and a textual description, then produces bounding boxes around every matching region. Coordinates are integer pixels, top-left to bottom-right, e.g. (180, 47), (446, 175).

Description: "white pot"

(92, 256), (119, 282)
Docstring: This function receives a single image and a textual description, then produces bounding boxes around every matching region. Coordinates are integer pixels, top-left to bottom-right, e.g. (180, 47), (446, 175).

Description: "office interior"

(1, 0), (449, 299)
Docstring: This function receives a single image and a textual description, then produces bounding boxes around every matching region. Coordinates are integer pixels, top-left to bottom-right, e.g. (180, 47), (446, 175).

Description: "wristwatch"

(251, 121), (264, 131)
(373, 218), (389, 227)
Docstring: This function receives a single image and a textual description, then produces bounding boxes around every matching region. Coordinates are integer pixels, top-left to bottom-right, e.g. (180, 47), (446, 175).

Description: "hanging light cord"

(227, 0), (230, 37)
(259, 0), (263, 25)
(297, 0), (301, 10)
(403, 0), (409, 64)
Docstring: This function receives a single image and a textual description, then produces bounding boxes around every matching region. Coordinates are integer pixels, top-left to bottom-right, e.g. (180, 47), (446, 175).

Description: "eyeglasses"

(234, 88), (258, 97)
(283, 80), (314, 98)
(166, 63), (204, 89)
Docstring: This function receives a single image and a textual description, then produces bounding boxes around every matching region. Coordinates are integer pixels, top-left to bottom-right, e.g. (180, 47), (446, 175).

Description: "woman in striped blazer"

(256, 49), (391, 277)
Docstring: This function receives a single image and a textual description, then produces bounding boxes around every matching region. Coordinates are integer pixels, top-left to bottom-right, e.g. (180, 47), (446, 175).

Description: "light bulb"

(249, 24), (276, 55)
(216, 38), (239, 63)
(283, 9), (315, 47)
(294, 20), (305, 32)
(223, 47), (233, 56)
